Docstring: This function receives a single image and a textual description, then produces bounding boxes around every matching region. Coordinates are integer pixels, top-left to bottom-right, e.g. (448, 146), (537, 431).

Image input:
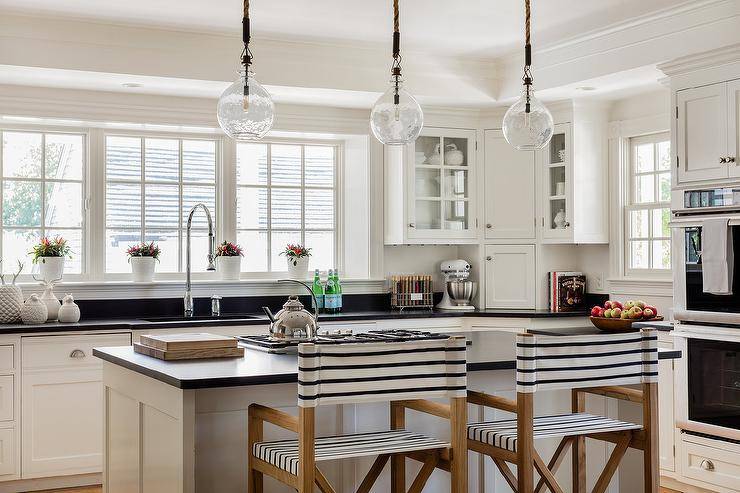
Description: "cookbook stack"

(134, 333), (244, 360)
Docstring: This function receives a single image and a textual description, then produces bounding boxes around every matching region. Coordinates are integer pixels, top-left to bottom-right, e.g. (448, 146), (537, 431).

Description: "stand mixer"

(437, 259), (477, 311)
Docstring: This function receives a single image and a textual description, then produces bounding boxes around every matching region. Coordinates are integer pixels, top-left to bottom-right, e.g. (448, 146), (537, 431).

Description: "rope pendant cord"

(242, 0), (251, 100)
(391, 0), (402, 105)
(523, 0), (533, 112)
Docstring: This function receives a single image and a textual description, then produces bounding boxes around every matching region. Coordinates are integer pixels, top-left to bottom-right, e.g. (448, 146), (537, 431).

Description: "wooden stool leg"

(572, 390), (586, 493)
(450, 396), (468, 493)
(390, 402), (406, 493)
(517, 393), (534, 493)
(643, 382), (659, 493)
(248, 413), (263, 493)
(298, 407), (315, 493)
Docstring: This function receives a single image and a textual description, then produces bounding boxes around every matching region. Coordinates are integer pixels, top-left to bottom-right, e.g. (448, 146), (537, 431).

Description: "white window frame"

(102, 130), (223, 280)
(0, 125), (90, 282)
(233, 137), (343, 278)
(624, 131), (671, 278)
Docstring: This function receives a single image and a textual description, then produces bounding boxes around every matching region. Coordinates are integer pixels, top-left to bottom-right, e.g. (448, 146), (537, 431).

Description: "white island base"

(101, 340), (633, 493)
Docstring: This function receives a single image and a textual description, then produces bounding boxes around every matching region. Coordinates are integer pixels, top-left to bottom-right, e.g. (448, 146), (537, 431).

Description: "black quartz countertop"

(93, 332), (681, 390)
(0, 308), (590, 334)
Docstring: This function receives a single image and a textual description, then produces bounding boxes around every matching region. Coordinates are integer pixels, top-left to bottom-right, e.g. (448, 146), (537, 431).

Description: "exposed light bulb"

(370, 77), (423, 145)
(502, 84), (554, 151)
(217, 69), (274, 141)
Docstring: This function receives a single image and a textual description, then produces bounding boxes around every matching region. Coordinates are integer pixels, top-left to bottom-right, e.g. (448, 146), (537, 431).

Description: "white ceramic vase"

(0, 285), (23, 324)
(58, 294), (81, 323)
(216, 256), (241, 280)
(36, 257), (64, 282)
(554, 209), (567, 229)
(40, 285), (60, 321)
(21, 294), (48, 325)
(130, 257), (156, 282)
(286, 256), (309, 280)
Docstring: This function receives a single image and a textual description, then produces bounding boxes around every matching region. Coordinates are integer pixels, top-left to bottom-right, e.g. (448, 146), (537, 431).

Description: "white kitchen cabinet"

(483, 129), (536, 239)
(384, 127), (479, 244)
(21, 333), (131, 478)
(484, 244), (536, 309)
(676, 83), (729, 183)
(728, 79), (740, 179)
(540, 103), (609, 243)
(0, 428), (16, 477)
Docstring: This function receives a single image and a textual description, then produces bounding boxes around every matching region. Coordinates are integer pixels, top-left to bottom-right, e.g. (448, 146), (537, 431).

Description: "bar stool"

(466, 328), (660, 493)
(247, 335), (468, 493)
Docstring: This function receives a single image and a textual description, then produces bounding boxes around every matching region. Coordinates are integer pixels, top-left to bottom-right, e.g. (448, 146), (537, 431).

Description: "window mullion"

(140, 137), (146, 245)
(178, 139), (184, 272)
(266, 144), (272, 272)
(301, 144), (305, 248)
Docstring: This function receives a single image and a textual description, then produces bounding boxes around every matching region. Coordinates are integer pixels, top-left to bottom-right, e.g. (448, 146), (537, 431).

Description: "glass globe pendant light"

(217, 0), (274, 141)
(370, 0), (424, 145)
(502, 0), (553, 151)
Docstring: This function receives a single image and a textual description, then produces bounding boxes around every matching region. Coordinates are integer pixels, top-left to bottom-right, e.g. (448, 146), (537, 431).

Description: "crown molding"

(657, 43), (740, 77)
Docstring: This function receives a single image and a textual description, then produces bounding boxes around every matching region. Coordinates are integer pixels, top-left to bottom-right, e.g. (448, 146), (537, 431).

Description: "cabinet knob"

(486, 256), (492, 261)
(408, 223), (416, 228)
(700, 459), (714, 471)
(564, 222), (571, 228)
(486, 223), (492, 229)
(69, 349), (86, 359)
(720, 157), (728, 164)
(729, 156), (736, 164)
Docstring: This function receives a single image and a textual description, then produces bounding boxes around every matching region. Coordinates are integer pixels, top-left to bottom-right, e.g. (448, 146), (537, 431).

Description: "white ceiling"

(0, 0), (690, 57)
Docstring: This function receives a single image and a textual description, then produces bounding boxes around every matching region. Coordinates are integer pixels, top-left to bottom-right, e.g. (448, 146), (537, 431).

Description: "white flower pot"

(216, 256), (241, 280)
(286, 256), (309, 279)
(36, 257), (64, 282)
(130, 257), (156, 283)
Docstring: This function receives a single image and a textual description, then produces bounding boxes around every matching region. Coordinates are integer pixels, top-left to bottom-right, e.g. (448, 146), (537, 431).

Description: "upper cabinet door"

(483, 129), (535, 239)
(676, 83), (728, 184)
(727, 80), (740, 179)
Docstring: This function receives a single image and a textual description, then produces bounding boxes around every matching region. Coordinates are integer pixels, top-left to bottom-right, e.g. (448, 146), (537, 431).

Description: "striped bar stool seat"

(466, 329), (660, 493)
(248, 335), (468, 493)
(467, 412), (642, 452)
(253, 429), (449, 475)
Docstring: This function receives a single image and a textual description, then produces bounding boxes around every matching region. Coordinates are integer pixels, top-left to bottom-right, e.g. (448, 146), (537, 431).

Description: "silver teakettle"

(262, 279), (319, 340)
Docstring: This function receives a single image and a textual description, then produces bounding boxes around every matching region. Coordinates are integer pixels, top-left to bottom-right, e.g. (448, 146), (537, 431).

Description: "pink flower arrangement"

(215, 241), (244, 257)
(280, 243), (311, 266)
(126, 242), (161, 261)
(30, 236), (71, 263)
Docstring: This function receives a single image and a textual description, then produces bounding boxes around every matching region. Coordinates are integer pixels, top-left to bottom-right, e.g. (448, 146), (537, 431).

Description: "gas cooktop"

(237, 329), (448, 354)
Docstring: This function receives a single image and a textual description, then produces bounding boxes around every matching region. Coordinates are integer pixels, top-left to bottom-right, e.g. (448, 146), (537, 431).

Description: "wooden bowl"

(589, 316), (664, 333)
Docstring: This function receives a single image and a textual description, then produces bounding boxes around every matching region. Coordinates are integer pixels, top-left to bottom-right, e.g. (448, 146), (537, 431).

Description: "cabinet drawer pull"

(486, 223), (492, 229)
(729, 156), (736, 164)
(700, 459), (714, 471)
(408, 223), (416, 228)
(564, 222), (570, 228)
(486, 256), (493, 261)
(69, 349), (86, 359)
(720, 157), (728, 164)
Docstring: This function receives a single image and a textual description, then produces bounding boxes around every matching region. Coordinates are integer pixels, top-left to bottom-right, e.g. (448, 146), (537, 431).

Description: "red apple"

(644, 305), (658, 317)
(611, 307), (622, 318)
(604, 301), (613, 309)
(643, 308), (655, 319)
(591, 306), (602, 317)
(635, 300), (646, 309)
(597, 307), (605, 317)
(604, 309), (612, 318)
(611, 301), (623, 310)
(630, 307), (643, 319)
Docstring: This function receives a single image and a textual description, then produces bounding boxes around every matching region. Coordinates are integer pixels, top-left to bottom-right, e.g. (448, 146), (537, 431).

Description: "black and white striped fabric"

(467, 413), (641, 452)
(516, 329), (658, 393)
(298, 336), (467, 408)
(253, 430), (449, 475)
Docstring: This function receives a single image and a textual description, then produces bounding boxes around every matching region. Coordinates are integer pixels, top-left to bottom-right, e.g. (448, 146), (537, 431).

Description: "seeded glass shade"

(217, 70), (275, 141)
(370, 80), (424, 145)
(502, 87), (554, 151)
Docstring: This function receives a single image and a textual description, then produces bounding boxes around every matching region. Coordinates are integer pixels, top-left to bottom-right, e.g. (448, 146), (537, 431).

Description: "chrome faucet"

(184, 203), (216, 317)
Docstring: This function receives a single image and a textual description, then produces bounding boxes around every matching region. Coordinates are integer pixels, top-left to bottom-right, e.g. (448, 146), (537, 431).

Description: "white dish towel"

(702, 218), (734, 295)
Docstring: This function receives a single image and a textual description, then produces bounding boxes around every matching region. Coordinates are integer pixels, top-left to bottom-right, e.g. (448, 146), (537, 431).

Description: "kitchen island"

(95, 328), (680, 493)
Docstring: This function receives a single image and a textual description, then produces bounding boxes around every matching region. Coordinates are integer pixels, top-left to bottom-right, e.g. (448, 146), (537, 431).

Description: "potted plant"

(30, 236), (71, 282)
(280, 243), (311, 279)
(126, 242), (160, 283)
(215, 241), (243, 280)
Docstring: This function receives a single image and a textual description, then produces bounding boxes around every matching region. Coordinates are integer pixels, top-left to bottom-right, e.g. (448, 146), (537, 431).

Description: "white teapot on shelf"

(428, 143), (442, 166)
(444, 143), (464, 165)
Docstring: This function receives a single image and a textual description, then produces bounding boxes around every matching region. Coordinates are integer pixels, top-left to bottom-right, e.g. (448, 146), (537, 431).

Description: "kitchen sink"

(142, 314), (262, 323)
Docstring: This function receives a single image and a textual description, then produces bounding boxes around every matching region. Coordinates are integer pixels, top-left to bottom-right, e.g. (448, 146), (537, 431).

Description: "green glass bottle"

(333, 268), (343, 313)
(324, 269), (338, 314)
(312, 269), (324, 313)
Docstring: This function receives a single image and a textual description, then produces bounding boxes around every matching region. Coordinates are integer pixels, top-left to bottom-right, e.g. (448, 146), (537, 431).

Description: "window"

(626, 132), (671, 273)
(1, 130), (86, 275)
(236, 142), (337, 273)
(104, 135), (218, 274)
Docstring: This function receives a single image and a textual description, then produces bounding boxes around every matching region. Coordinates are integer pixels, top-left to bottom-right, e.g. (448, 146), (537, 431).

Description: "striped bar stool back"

(248, 335), (468, 493)
(515, 328), (658, 393)
(466, 329), (661, 493)
(298, 336), (467, 407)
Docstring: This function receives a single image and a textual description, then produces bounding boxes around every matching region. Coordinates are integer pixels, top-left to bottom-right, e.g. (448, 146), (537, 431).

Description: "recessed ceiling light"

(121, 82), (143, 88)
(575, 86), (597, 92)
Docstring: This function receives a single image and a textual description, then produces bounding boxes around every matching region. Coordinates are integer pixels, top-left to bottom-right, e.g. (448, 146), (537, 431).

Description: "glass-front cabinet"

(384, 127), (478, 244)
(542, 123), (571, 241)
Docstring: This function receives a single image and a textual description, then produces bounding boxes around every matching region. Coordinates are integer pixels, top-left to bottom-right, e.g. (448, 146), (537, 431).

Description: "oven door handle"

(669, 217), (740, 228)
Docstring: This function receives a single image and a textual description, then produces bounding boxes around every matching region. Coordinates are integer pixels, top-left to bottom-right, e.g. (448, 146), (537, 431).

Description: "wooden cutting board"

(139, 333), (237, 351)
(133, 342), (244, 361)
